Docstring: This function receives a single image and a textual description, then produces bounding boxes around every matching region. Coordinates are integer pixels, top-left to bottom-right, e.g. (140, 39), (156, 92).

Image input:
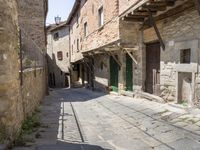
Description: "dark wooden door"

(146, 42), (160, 94)
(126, 54), (133, 91)
(110, 56), (119, 92)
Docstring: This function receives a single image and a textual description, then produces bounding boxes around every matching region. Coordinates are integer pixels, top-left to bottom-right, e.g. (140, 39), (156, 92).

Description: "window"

(53, 32), (59, 40)
(57, 51), (63, 60)
(66, 52), (69, 57)
(84, 22), (88, 37)
(77, 39), (79, 52)
(180, 49), (191, 64)
(72, 45), (74, 55)
(98, 6), (104, 27)
(100, 62), (104, 70)
(76, 13), (79, 25)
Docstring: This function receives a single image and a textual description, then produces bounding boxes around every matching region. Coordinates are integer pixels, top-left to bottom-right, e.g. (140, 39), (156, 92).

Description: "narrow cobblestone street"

(14, 88), (200, 150)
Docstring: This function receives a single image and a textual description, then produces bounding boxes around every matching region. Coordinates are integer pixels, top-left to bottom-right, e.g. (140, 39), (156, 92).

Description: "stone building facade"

(0, 0), (48, 143)
(47, 21), (70, 88)
(68, 0), (200, 107)
(67, 0), (137, 91)
(119, 0), (200, 107)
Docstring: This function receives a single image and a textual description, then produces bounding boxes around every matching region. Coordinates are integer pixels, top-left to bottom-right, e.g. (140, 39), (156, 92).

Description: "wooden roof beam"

(148, 9), (165, 50)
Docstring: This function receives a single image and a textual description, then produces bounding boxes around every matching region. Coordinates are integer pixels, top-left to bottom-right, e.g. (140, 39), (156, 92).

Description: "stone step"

(137, 91), (165, 103)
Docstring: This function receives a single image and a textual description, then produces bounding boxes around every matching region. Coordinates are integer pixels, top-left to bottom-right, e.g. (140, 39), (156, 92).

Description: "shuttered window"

(57, 51), (63, 60)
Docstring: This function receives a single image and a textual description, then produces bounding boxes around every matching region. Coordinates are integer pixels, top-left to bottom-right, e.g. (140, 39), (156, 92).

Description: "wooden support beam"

(124, 49), (138, 65)
(108, 51), (122, 67)
(148, 9), (165, 50)
(83, 60), (93, 74)
(194, 0), (200, 15)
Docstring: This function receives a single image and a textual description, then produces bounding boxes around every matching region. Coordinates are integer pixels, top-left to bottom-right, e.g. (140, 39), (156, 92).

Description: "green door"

(110, 56), (119, 92)
(126, 54), (133, 91)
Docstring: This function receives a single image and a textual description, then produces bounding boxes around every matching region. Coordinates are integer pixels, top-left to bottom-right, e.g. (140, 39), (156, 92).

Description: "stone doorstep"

(120, 90), (134, 97)
(136, 91), (165, 104)
(109, 91), (119, 96)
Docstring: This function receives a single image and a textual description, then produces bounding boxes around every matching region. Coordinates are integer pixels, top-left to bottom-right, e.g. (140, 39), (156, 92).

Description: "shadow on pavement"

(36, 141), (111, 150)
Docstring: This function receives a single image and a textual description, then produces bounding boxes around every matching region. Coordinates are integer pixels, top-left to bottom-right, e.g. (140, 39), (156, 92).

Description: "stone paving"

(13, 88), (200, 150)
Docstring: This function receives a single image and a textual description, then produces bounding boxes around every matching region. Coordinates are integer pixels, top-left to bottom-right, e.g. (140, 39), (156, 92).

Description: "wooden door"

(146, 42), (160, 94)
(110, 56), (119, 92)
(126, 54), (133, 91)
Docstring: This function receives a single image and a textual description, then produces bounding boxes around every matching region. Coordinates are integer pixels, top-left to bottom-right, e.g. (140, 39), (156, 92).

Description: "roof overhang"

(120, 0), (191, 22)
(82, 39), (121, 56)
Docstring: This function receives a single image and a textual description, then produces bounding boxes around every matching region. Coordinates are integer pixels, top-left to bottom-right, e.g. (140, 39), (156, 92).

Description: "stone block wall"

(47, 26), (70, 88)
(118, 0), (139, 15)
(143, 7), (200, 106)
(21, 69), (46, 116)
(0, 0), (23, 141)
(17, 0), (47, 51)
(0, 0), (47, 143)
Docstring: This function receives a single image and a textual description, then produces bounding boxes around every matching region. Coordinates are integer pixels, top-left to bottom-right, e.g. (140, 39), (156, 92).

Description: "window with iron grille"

(57, 51), (63, 60)
(53, 32), (59, 40)
(180, 49), (191, 64)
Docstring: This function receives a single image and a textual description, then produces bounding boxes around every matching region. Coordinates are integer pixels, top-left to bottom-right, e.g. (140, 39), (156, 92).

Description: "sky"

(46, 0), (75, 25)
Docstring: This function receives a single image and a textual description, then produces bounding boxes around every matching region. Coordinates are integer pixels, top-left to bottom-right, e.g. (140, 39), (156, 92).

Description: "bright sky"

(46, 0), (75, 25)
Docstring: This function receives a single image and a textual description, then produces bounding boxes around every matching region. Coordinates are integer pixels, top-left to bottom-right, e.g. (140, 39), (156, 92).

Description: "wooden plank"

(124, 49), (138, 65)
(106, 51), (122, 67)
(194, 0), (200, 15)
(148, 9), (165, 50)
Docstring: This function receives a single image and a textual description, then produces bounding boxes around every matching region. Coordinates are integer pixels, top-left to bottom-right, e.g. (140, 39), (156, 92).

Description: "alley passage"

(14, 88), (200, 150)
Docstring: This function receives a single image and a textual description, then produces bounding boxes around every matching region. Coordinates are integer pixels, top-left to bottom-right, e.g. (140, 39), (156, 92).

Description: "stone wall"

(0, 0), (23, 142)
(17, 0), (47, 51)
(143, 7), (200, 106)
(47, 26), (70, 88)
(21, 69), (46, 116)
(118, 0), (139, 15)
(0, 0), (47, 143)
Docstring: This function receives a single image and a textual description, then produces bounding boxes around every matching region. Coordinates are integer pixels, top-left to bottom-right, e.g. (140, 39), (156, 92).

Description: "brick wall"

(70, 0), (120, 63)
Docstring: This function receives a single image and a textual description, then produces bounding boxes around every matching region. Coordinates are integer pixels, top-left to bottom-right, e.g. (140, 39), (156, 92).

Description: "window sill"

(98, 25), (104, 32)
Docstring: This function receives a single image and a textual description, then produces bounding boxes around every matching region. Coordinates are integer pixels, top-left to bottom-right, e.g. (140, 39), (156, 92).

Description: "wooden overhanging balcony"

(120, 0), (195, 22)
(120, 0), (197, 50)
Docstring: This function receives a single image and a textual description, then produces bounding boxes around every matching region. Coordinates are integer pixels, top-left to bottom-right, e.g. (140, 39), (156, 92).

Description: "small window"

(53, 32), (59, 40)
(100, 62), (104, 70)
(76, 13), (79, 25)
(66, 52), (69, 57)
(77, 39), (79, 52)
(84, 22), (88, 37)
(98, 7), (104, 27)
(180, 49), (191, 64)
(57, 51), (63, 60)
